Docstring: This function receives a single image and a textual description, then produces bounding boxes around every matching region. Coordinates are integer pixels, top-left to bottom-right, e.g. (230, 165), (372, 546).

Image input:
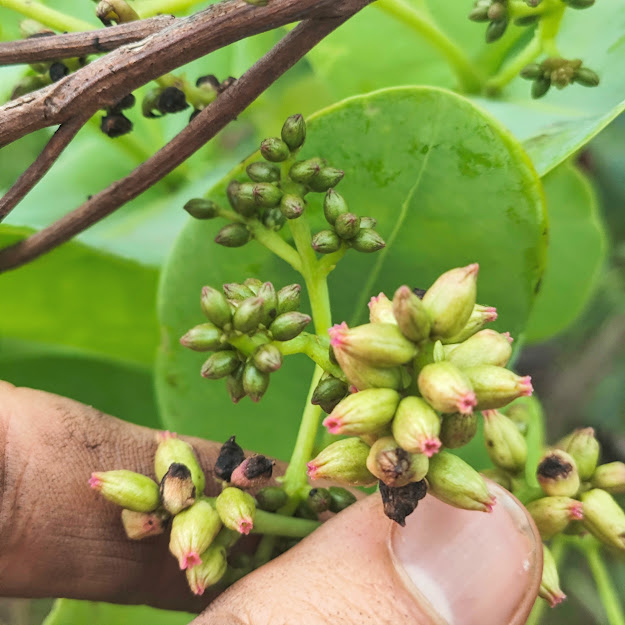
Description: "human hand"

(0, 380), (541, 624)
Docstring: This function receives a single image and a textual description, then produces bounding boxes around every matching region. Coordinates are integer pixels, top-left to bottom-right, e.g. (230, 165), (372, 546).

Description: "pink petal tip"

(306, 462), (319, 480)
(237, 517), (254, 535)
(88, 474), (102, 490)
(349, 385), (359, 394)
(548, 592), (567, 608)
(457, 392), (477, 415)
(570, 502), (584, 521)
(328, 322), (349, 347)
(519, 376), (533, 396)
(180, 551), (201, 570)
(484, 307), (498, 322)
(485, 496), (497, 513)
(322, 416), (342, 435)
(466, 263), (480, 276)
(422, 437), (442, 458)
(191, 585), (206, 596)
(503, 332), (513, 344)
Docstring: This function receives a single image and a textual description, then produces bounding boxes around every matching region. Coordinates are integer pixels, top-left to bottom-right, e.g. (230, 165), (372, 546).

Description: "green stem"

(0, 0), (95, 31)
(375, 0), (484, 93)
(583, 542), (625, 625)
(248, 219), (303, 274)
(252, 509), (321, 537)
(486, 33), (542, 92)
(318, 245), (347, 276)
(278, 333), (344, 379)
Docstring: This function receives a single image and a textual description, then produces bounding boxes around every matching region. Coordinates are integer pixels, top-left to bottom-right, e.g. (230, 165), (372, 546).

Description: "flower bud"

(504, 399), (531, 436)
(445, 330), (513, 369)
(359, 216), (377, 229)
(350, 228), (386, 253)
(417, 361), (477, 415)
(306, 437), (375, 486)
(280, 194), (306, 219)
(539, 544), (566, 607)
(216, 487), (256, 535)
(269, 311), (311, 341)
(232, 296), (264, 334)
(289, 158), (324, 184)
(243, 278), (262, 293)
(214, 436), (245, 482)
(154, 431), (206, 494)
(276, 283), (301, 314)
(309, 167), (345, 192)
(200, 286), (232, 328)
(251, 182), (283, 208)
(564, 0), (595, 8)
(368, 292), (396, 325)
(392, 396), (441, 457)
(201, 350), (240, 379)
(160, 462), (196, 515)
(226, 366), (246, 404)
(312, 229), (342, 254)
(422, 264), (479, 339)
(580, 489), (625, 550)
(89, 470), (160, 512)
(335, 213), (360, 240)
(486, 17), (508, 43)
(252, 343), (282, 373)
(256, 486), (288, 512)
(242, 361), (270, 402)
(215, 223), (250, 247)
(186, 544), (227, 595)
(170, 499), (222, 569)
(591, 462), (625, 494)
(121, 509), (168, 540)
(526, 496), (584, 540)
(573, 66), (600, 87)
(439, 412), (477, 449)
(311, 372), (348, 413)
(180, 322), (224, 351)
(281, 114), (306, 151)
(333, 345), (407, 391)
(184, 198), (219, 219)
(260, 137), (289, 162)
(487, 1), (504, 20)
(307, 487), (332, 513)
(537, 450), (580, 497)
(323, 189), (349, 225)
(427, 451), (496, 512)
(482, 409), (528, 473)
(469, 5), (490, 21)
(246, 161), (280, 182)
(323, 388), (400, 436)
(558, 427), (600, 481)
(366, 436), (429, 487)
(520, 63), (544, 80)
(295, 499), (318, 520)
(532, 76), (551, 99)
(441, 303), (498, 344)
(328, 486), (357, 512)
(230, 455), (274, 489)
(463, 365), (533, 410)
(329, 322), (417, 367)
(392, 285), (431, 343)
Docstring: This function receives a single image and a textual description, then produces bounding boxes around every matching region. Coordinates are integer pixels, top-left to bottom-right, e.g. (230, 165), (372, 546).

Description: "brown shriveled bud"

(121, 508), (169, 540)
(366, 436), (429, 487)
(537, 450), (580, 497)
(160, 462), (196, 515)
(230, 455), (274, 489)
(214, 436), (245, 482)
(379, 479), (427, 526)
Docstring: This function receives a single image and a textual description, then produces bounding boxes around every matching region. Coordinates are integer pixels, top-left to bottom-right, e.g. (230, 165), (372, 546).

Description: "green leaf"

(42, 599), (193, 625)
(157, 86), (546, 459)
(525, 162), (607, 343)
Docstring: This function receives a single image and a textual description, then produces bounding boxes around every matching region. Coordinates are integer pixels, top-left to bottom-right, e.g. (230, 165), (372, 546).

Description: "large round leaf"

(157, 87), (547, 459)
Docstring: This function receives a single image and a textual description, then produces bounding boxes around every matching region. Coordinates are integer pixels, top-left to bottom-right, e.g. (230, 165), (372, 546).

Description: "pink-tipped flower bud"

(417, 361), (477, 415)
(462, 365), (533, 410)
(368, 292), (397, 325)
(422, 264), (479, 339)
(180, 322), (225, 352)
(154, 431), (206, 496)
(537, 450), (580, 497)
(482, 409), (528, 473)
(440, 303), (498, 344)
(591, 462), (625, 494)
(329, 322), (417, 367)
(526, 496), (584, 540)
(440, 412), (478, 449)
(160, 462), (196, 515)
(322, 388), (401, 436)
(427, 451), (496, 513)
(366, 436), (429, 487)
(169, 499), (222, 570)
(230, 455), (274, 489)
(121, 508), (169, 540)
(391, 396), (441, 456)
(557, 427), (600, 481)
(580, 488), (625, 551)
(539, 544), (567, 607)
(444, 329), (512, 369)
(392, 285), (431, 343)
(306, 437), (375, 486)
(216, 487), (256, 535)
(89, 470), (160, 513)
(186, 544), (228, 595)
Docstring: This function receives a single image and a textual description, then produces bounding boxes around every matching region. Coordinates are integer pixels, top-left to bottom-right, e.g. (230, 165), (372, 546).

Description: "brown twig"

(0, 16), (176, 65)
(0, 2), (372, 274)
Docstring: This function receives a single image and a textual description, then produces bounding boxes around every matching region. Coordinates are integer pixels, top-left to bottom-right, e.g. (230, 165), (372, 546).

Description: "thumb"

(197, 486), (541, 625)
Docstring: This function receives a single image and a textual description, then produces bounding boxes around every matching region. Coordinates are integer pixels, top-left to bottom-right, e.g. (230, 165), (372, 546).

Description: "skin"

(0, 380), (541, 624)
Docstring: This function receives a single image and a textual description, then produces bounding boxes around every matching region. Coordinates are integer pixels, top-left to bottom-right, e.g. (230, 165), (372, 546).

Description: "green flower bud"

(295, 499), (319, 520)
(201, 350), (241, 379)
(216, 487), (256, 534)
(224, 282), (255, 300)
(417, 361), (477, 415)
(368, 292), (397, 325)
(392, 285), (431, 343)
(226, 180), (241, 211)
(427, 451), (496, 512)
(485, 17), (508, 43)
(280, 194), (306, 220)
(557, 427), (600, 481)
(580, 489), (625, 551)
(349, 228), (386, 253)
(520, 63), (544, 80)
(328, 486), (357, 512)
(537, 449), (580, 497)
(468, 5), (490, 22)
(423, 264), (479, 339)
(440, 303), (498, 344)
(281, 113), (306, 151)
(257, 281), (278, 324)
(159, 462), (196, 515)
(89, 470), (160, 512)
(307, 437), (376, 486)
(154, 431), (206, 494)
(243, 278), (262, 292)
(226, 365), (246, 404)
(309, 167), (345, 192)
(526, 496), (584, 540)
(232, 296), (264, 334)
(445, 330), (513, 369)
(359, 216), (377, 229)
(333, 347), (407, 391)
(233, 183), (266, 215)
(215, 223), (250, 247)
(335, 213), (360, 240)
(532, 76), (551, 99)
(392, 396), (441, 457)
(487, 2), (505, 20)
(276, 283), (301, 314)
(563, 0), (594, 7)
(269, 311), (311, 341)
(184, 198), (219, 219)
(250, 182), (283, 208)
(170, 499), (222, 569)
(591, 462), (625, 494)
(246, 161), (280, 183)
(312, 229), (342, 254)
(180, 322), (224, 351)
(440, 412), (478, 449)
(186, 544), (227, 595)
(539, 544), (566, 607)
(200, 286), (232, 328)
(366, 436), (429, 487)
(328, 322), (417, 367)
(121, 508), (168, 540)
(256, 486), (288, 512)
(323, 189), (349, 225)
(514, 14), (539, 26)
(503, 399), (532, 436)
(482, 409), (528, 473)
(260, 137), (290, 162)
(463, 365), (533, 410)
(480, 467), (511, 490)
(311, 372), (348, 413)
(305, 487), (331, 513)
(289, 158), (324, 184)
(241, 361), (270, 402)
(323, 388), (400, 436)
(573, 67), (600, 87)
(262, 206), (286, 231)
(252, 343), (282, 373)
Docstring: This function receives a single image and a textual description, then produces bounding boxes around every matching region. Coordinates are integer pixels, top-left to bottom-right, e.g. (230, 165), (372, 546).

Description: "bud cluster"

(521, 57), (599, 99)
(180, 280), (310, 403)
(469, 0), (511, 43)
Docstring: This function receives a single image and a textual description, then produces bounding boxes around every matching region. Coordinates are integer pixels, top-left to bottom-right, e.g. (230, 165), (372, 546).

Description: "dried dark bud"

(157, 86), (188, 114)
(100, 113), (133, 138)
(230, 455), (274, 489)
(196, 74), (221, 89)
(112, 92), (136, 111)
(379, 479), (427, 526)
(219, 76), (237, 92)
(413, 288), (426, 299)
(214, 436), (245, 482)
(49, 62), (68, 82)
(160, 462), (196, 515)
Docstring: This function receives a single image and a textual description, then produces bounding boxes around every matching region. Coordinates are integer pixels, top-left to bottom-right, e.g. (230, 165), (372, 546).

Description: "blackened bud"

(100, 113), (132, 138)
(160, 462), (196, 515)
(214, 436), (245, 482)
(231, 455), (274, 488)
(49, 62), (68, 82)
(157, 86), (188, 114)
(379, 479), (427, 526)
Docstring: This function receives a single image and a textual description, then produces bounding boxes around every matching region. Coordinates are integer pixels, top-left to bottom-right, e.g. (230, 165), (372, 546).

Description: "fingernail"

(390, 483), (540, 625)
